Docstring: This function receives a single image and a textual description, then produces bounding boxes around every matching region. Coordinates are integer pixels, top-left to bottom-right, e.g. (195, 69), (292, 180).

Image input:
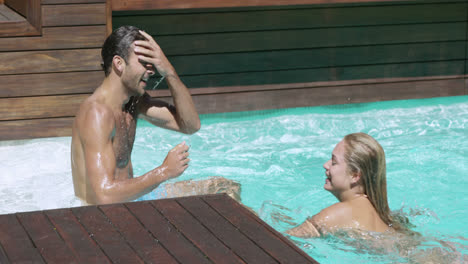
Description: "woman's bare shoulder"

(311, 202), (353, 230)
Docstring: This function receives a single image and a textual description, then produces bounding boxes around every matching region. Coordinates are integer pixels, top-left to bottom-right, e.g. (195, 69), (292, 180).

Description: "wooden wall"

(114, 0), (468, 114)
(0, 0), (467, 140)
(0, 0), (109, 140)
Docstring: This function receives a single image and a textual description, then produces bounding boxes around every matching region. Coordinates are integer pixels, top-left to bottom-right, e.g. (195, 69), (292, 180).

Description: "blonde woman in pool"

(287, 132), (403, 237)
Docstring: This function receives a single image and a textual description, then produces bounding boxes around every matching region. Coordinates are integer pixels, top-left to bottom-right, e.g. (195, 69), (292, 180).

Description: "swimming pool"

(1, 95), (467, 263)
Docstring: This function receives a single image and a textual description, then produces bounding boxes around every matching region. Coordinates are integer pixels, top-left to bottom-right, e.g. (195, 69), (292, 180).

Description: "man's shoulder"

(76, 98), (115, 135)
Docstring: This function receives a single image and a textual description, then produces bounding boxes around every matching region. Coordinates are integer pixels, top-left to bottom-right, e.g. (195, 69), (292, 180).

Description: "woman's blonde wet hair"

(343, 132), (403, 230)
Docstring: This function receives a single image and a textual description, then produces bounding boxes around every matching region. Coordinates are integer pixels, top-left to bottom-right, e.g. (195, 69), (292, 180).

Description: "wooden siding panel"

(0, 78), (464, 140)
(154, 23), (466, 56)
(42, 3), (106, 26)
(0, 49), (101, 75)
(185, 78), (466, 114)
(113, 3), (467, 35)
(0, 0), (466, 141)
(465, 79), (468, 95)
(168, 42), (465, 76)
(0, 117), (73, 140)
(42, 0), (105, 4)
(0, 20), (39, 37)
(0, 71), (102, 97)
(0, 26), (107, 52)
(111, 0), (467, 11)
(171, 61), (464, 88)
(0, 94), (87, 121)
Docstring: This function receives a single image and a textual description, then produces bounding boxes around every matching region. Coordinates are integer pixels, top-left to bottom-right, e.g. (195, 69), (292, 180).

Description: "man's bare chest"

(112, 112), (137, 168)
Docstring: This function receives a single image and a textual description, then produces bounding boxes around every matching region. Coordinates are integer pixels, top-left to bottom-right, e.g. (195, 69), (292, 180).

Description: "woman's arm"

(286, 218), (321, 238)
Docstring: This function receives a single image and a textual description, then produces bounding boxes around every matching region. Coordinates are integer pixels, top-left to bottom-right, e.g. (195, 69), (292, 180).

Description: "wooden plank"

(0, 25), (107, 52)
(167, 42), (465, 76)
(0, 49), (101, 75)
(173, 61), (464, 88)
(0, 214), (44, 263)
(0, 94), (86, 121)
(43, 0), (105, 4)
(111, 0), (466, 11)
(153, 23), (466, 56)
(0, 71), (102, 98)
(113, 3), (467, 35)
(71, 206), (144, 263)
(465, 78), (468, 95)
(26, 0), (42, 32)
(0, 19), (40, 37)
(0, 242), (9, 264)
(106, 0), (112, 35)
(125, 201), (211, 264)
(16, 212), (77, 263)
(0, 117), (73, 140)
(42, 3), (106, 27)
(152, 199), (244, 264)
(46, 209), (111, 263)
(178, 196), (278, 264)
(99, 204), (178, 264)
(204, 194), (315, 264)
(186, 78), (466, 114)
(148, 75), (466, 96)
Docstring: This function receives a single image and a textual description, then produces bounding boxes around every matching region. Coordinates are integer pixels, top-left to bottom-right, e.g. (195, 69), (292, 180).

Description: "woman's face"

(323, 140), (354, 195)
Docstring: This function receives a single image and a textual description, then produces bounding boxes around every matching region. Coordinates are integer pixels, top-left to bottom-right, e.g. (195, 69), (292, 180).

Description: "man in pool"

(71, 25), (240, 205)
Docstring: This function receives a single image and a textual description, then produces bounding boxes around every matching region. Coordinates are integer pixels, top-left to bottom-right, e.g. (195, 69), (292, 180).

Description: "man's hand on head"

(133, 30), (176, 78)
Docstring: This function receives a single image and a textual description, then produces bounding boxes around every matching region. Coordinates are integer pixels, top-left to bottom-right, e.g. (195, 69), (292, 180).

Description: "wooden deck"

(0, 194), (318, 264)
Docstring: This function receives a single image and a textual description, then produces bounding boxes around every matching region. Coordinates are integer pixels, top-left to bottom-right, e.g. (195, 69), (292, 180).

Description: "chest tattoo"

(112, 97), (139, 168)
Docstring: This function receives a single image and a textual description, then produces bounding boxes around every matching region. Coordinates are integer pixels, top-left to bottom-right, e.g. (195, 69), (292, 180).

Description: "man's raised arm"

(134, 30), (201, 134)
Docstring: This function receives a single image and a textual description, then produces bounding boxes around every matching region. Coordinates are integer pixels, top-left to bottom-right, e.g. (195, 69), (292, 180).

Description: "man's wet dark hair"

(101, 25), (146, 77)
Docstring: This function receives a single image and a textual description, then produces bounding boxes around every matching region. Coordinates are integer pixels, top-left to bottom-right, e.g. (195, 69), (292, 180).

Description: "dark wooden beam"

(4, 0), (27, 17)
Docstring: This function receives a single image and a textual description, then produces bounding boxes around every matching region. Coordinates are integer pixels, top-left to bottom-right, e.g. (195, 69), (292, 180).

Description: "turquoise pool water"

(135, 96), (468, 263)
(0, 95), (466, 262)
